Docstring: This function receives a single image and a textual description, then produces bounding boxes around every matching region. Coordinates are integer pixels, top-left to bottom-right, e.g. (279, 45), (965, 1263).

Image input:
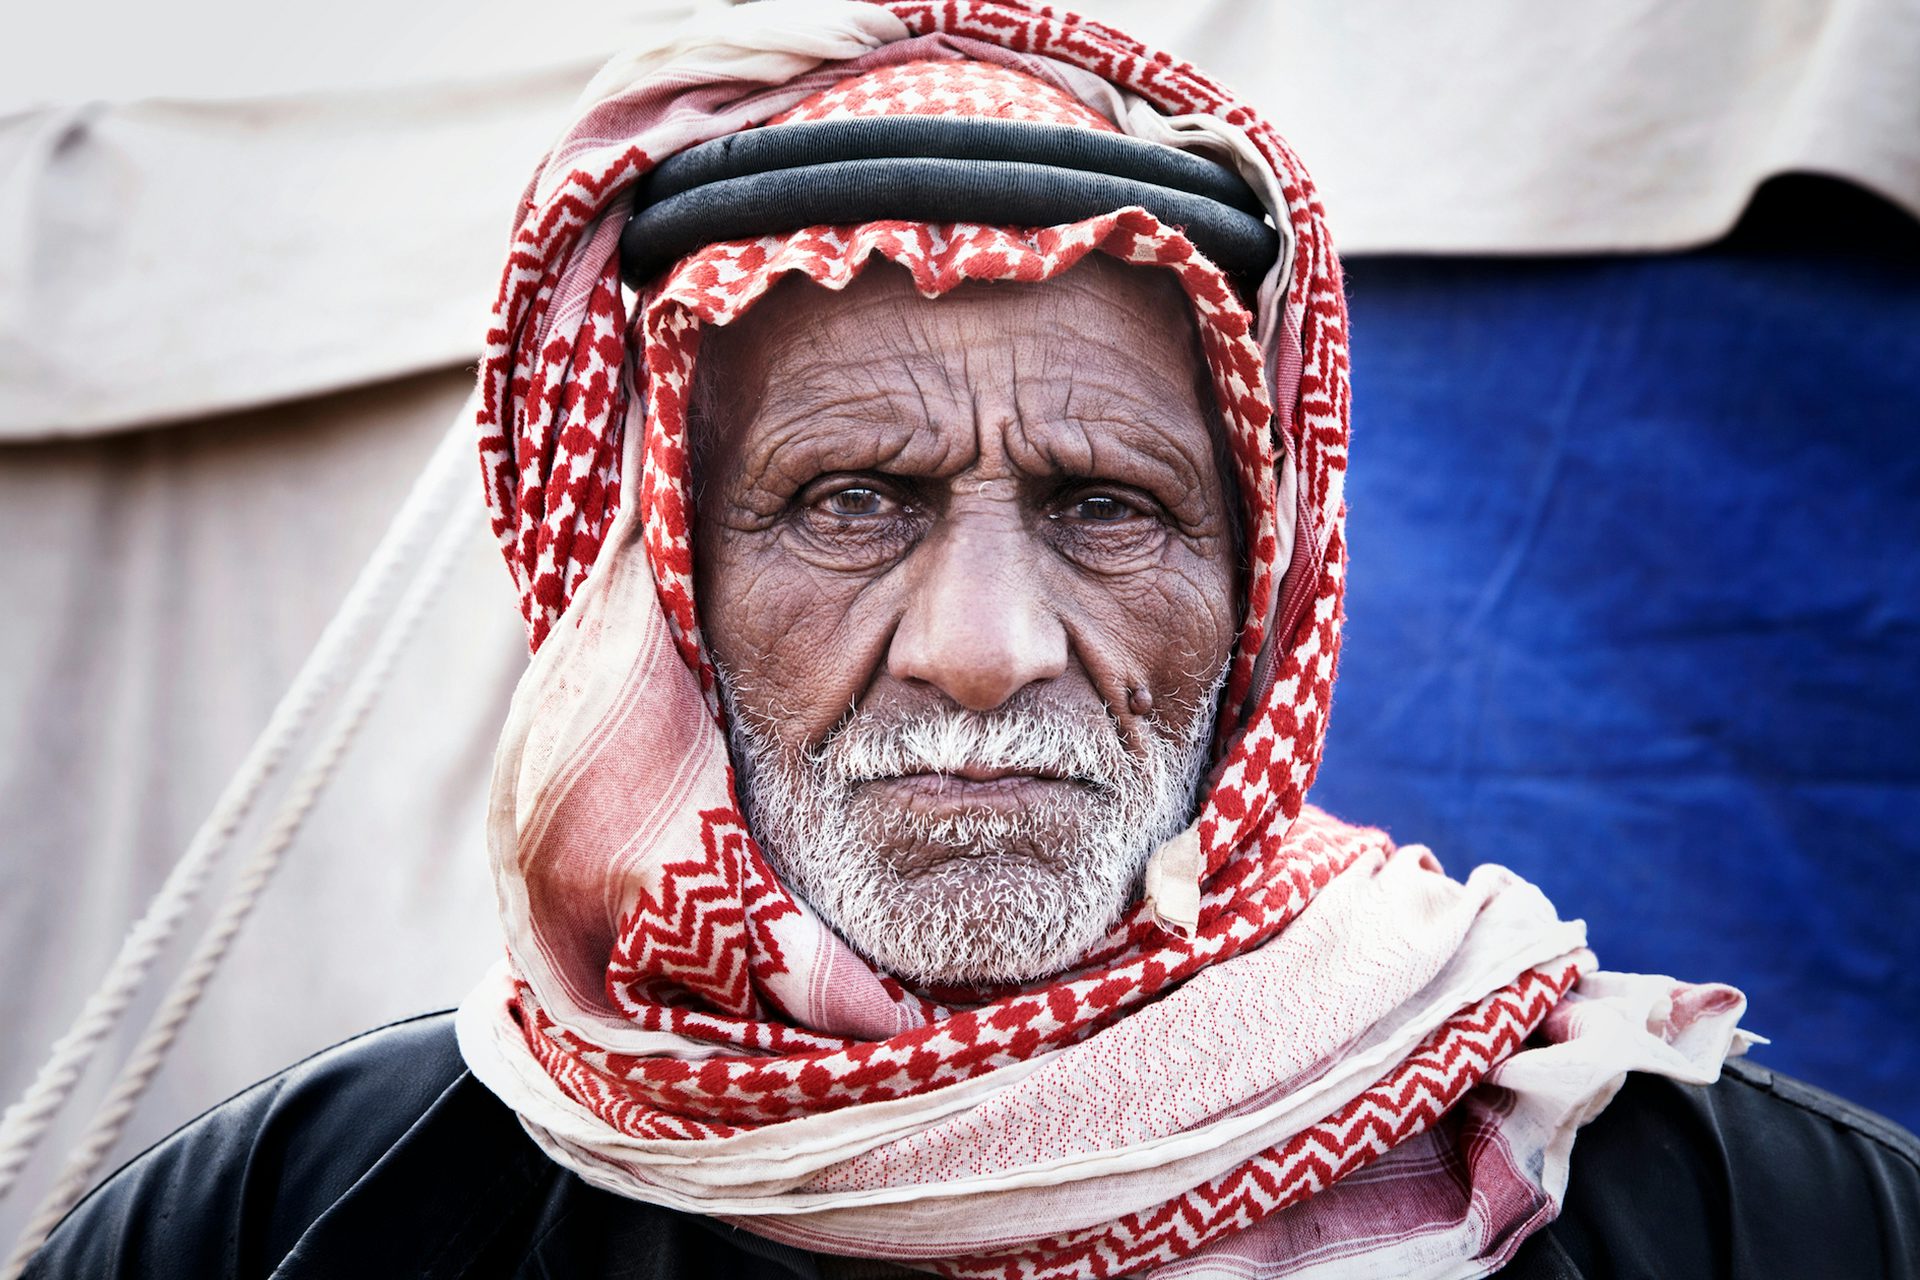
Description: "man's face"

(691, 256), (1240, 986)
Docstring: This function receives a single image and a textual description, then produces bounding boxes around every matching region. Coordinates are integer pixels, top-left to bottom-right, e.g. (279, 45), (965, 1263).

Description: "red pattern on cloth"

(773, 56), (1118, 128)
(462, 7), (1744, 1278)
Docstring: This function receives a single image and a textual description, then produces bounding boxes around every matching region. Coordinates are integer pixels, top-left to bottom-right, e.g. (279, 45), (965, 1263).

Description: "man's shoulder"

(1510, 1056), (1920, 1278)
(25, 1011), (479, 1277)
(26, 1012), (815, 1280)
(1720, 1059), (1920, 1166)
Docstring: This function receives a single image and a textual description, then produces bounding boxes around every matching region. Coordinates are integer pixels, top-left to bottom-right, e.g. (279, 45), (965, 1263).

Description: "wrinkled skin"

(691, 255), (1240, 948)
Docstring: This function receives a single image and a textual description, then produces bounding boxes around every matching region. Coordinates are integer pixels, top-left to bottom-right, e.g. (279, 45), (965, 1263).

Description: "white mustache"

(817, 706), (1133, 790)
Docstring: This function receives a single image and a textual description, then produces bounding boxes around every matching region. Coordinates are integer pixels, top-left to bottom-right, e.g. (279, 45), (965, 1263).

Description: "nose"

(887, 523), (1068, 712)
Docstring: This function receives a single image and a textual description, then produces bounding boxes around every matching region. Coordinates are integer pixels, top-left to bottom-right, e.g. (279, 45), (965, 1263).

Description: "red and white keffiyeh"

(456, 5), (1752, 1277)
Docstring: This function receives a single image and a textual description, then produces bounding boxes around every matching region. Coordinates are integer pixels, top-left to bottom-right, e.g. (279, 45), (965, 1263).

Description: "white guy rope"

(2, 454), (483, 1276)
(0, 400), (479, 1215)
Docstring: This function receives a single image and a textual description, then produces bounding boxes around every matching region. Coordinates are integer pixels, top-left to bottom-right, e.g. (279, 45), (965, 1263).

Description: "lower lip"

(859, 773), (1087, 812)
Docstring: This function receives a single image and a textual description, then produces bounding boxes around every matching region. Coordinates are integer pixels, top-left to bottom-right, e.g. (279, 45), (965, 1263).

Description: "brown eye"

(1068, 495), (1135, 523)
(821, 486), (892, 517)
(1046, 486), (1167, 574)
(792, 479), (921, 573)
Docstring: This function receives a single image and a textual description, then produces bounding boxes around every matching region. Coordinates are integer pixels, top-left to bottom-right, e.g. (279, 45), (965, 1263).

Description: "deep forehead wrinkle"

(754, 345), (1206, 495)
(695, 256), (1219, 504)
(738, 384), (969, 487)
(720, 255), (1197, 400)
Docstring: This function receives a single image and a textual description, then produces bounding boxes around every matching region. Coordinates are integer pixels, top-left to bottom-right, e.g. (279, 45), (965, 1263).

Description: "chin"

(798, 815), (1147, 988)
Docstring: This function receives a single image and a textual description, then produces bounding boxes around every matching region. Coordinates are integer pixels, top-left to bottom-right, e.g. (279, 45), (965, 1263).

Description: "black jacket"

(25, 1012), (1920, 1279)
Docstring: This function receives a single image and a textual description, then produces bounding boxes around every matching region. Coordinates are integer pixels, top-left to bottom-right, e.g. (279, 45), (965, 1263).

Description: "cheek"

(1066, 542), (1238, 729)
(695, 531), (888, 749)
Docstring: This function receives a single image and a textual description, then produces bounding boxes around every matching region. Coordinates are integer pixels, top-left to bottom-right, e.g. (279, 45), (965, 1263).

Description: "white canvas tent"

(3, 0), (1916, 1258)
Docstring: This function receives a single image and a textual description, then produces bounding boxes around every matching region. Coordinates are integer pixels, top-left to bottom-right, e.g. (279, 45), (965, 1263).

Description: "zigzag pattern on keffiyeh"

(457, 6), (1751, 1278)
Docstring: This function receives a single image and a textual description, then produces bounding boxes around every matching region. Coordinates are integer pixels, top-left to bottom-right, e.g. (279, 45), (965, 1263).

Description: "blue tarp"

(1315, 197), (1920, 1129)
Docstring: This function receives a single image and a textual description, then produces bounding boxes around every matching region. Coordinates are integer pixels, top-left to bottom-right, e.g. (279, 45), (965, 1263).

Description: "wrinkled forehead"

(690, 253), (1209, 433)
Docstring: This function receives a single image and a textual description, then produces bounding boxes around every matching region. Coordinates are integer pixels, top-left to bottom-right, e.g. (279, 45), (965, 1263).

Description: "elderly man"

(24, 3), (1920, 1278)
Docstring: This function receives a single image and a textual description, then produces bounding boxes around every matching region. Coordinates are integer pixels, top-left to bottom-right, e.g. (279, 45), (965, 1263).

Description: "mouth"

(938, 763), (1069, 784)
(856, 769), (1095, 812)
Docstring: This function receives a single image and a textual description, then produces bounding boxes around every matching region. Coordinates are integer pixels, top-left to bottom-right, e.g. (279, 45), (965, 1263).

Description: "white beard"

(720, 676), (1222, 987)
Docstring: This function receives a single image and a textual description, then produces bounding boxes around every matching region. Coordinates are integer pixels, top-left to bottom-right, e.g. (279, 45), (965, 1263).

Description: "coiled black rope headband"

(620, 117), (1280, 296)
